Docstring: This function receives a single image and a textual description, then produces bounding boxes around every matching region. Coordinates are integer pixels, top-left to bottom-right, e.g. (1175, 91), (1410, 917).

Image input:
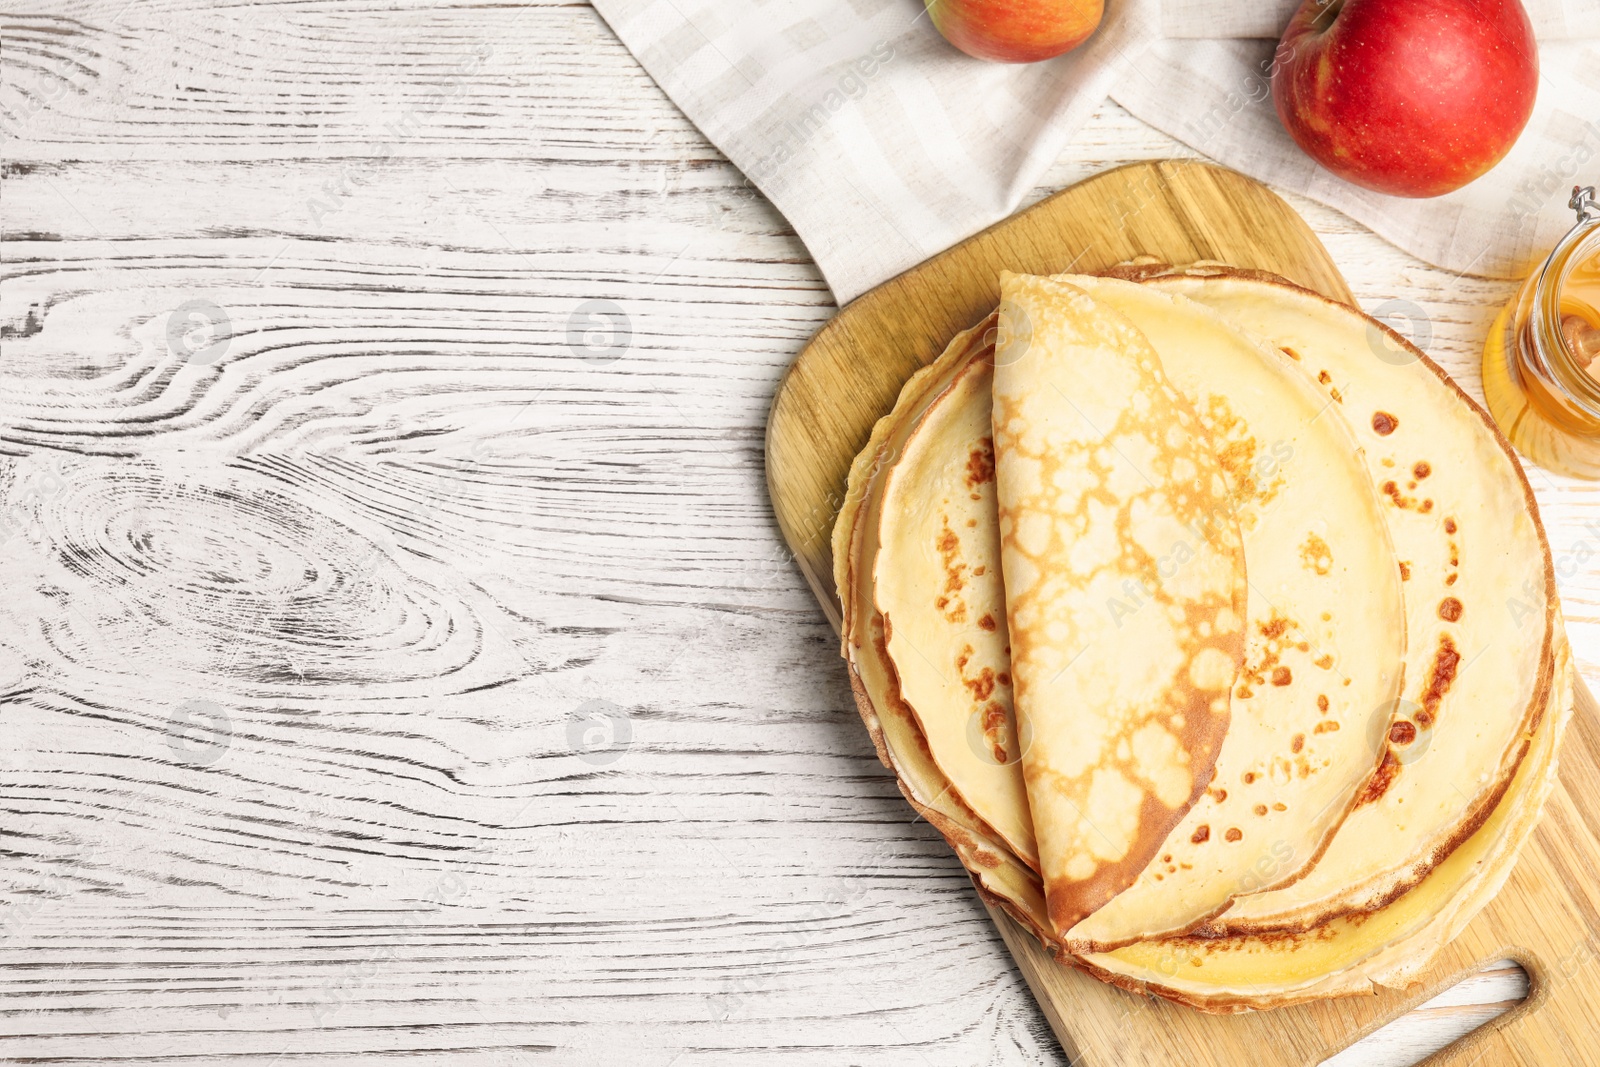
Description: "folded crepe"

(990, 273), (1247, 937)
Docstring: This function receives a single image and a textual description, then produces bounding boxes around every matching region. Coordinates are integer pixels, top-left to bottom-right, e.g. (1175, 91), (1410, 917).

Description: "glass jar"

(1483, 186), (1600, 478)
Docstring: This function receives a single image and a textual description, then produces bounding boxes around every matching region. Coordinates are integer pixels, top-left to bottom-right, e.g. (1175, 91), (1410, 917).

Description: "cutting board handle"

(1425, 944), (1586, 1065)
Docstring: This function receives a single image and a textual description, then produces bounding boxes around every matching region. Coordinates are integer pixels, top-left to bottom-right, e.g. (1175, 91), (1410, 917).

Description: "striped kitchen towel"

(592, 0), (1600, 304)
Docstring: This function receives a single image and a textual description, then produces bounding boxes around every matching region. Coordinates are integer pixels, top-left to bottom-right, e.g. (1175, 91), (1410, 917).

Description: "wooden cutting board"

(765, 159), (1600, 1066)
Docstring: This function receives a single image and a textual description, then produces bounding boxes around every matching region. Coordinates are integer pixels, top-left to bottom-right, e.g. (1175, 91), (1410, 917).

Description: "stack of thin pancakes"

(834, 265), (1570, 1013)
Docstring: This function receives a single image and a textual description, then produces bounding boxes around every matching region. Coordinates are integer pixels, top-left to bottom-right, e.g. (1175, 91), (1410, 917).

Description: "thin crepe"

(875, 339), (1037, 867)
(1126, 267), (1556, 934)
(834, 318), (1050, 929)
(1059, 276), (1406, 951)
(991, 273), (1247, 938)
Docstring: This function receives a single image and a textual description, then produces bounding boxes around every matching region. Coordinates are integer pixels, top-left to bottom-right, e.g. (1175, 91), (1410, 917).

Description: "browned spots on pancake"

(1291, 733), (1305, 754)
(1444, 517), (1457, 534)
(1273, 802), (1287, 812)
(1243, 772), (1258, 785)
(1413, 461), (1431, 480)
(1439, 597), (1463, 622)
(977, 613), (997, 632)
(1446, 573), (1458, 586)
(965, 436), (996, 488)
(980, 701), (1011, 765)
(1197, 394), (1283, 511)
(1316, 694), (1329, 713)
(1389, 721), (1417, 745)
(1299, 532), (1332, 576)
(1225, 828), (1243, 842)
(1253, 804), (1268, 816)
(1416, 634), (1460, 728)
(1355, 748), (1401, 807)
(1314, 720), (1340, 734)
(934, 519), (967, 623)
(1381, 480), (1427, 511)
(1281, 346), (1302, 361)
(1317, 370), (1332, 385)
(957, 640), (1013, 762)
(1209, 787), (1228, 802)
(964, 667), (997, 702)
(1236, 612), (1301, 699)
(1372, 411), (1398, 435)
(1313, 653), (1334, 669)
(1398, 561), (1411, 581)
(1191, 825), (1210, 844)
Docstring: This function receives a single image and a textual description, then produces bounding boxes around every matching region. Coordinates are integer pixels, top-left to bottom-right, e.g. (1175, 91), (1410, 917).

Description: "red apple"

(925, 0), (1104, 64)
(1271, 0), (1538, 198)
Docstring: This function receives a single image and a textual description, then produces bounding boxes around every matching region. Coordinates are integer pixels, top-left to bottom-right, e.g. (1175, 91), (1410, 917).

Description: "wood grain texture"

(0, 0), (1589, 1062)
(769, 158), (1600, 1065)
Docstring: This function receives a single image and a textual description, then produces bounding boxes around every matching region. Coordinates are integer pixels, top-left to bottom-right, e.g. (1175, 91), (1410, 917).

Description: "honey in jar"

(1484, 186), (1600, 477)
(1563, 255), (1600, 367)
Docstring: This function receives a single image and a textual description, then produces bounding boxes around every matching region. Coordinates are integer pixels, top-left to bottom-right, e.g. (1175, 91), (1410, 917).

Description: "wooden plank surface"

(1, 1), (1592, 1063)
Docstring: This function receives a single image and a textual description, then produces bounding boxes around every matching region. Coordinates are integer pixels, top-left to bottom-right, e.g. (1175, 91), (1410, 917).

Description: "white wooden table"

(1, 3), (1580, 1063)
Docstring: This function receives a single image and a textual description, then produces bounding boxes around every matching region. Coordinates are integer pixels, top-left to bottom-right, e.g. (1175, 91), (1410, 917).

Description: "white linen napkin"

(592, 0), (1600, 304)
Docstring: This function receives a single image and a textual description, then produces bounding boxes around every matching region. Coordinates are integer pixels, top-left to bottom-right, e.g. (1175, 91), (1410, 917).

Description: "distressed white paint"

(0, 1), (1578, 1064)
